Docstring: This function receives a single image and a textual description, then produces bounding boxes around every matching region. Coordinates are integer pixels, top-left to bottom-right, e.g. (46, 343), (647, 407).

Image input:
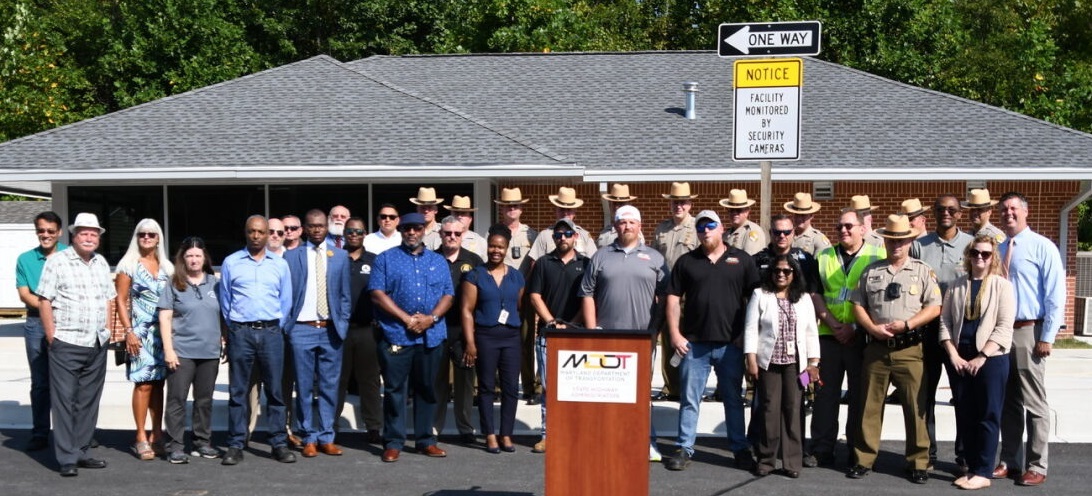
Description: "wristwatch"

(431, 314), (440, 324)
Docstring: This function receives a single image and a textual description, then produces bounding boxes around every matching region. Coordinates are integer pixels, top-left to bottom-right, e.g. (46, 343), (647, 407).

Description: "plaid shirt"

(36, 247), (116, 347)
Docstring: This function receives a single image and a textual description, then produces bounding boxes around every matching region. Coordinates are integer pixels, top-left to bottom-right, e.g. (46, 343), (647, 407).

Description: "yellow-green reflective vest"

(817, 244), (886, 335)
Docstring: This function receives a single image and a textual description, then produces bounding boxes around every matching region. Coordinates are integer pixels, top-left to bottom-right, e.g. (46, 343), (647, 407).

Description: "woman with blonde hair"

(939, 235), (1014, 490)
(116, 218), (174, 460)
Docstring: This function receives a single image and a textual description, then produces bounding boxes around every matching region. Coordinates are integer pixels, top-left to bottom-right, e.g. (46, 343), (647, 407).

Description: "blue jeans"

(676, 341), (747, 455)
(378, 341), (444, 451)
(289, 323), (343, 445)
(227, 323), (287, 449)
(24, 317), (51, 439)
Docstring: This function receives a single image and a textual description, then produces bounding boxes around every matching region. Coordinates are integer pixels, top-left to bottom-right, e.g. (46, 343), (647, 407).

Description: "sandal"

(132, 441), (155, 461)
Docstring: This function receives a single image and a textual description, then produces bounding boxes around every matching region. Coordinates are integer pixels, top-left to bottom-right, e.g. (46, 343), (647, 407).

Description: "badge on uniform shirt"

(360, 264), (371, 275)
(726, 257), (740, 265)
(460, 263), (473, 273)
(909, 285), (920, 295)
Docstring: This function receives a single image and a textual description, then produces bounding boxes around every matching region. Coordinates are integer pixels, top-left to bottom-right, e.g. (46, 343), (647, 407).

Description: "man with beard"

(663, 210), (760, 471)
(368, 213), (454, 463)
(327, 205), (351, 249)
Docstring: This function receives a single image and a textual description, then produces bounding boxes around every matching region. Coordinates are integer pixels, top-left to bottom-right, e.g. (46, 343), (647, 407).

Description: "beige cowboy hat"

(409, 187), (444, 206)
(718, 189), (755, 209)
(549, 187), (585, 209)
(444, 195), (477, 212)
(848, 195), (878, 212)
(602, 183), (638, 202)
(783, 192), (821, 214)
(900, 198), (928, 218)
(662, 182), (699, 200)
(962, 188), (999, 209)
(494, 187), (530, 205)
(68, 212), (105, 234)
(876, 214), (921, 239)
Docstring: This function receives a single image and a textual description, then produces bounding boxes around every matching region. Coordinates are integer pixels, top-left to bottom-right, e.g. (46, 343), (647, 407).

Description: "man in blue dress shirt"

(368, 212), (454, 463)
(218, 215), (295, 465)
(993, 192), (1065, 487)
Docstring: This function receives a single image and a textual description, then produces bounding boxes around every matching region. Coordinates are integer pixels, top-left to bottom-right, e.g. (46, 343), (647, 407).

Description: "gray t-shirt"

(157, 274), (222, 359)
(912, 230), (974, 294)
(579, 243), (667, 330)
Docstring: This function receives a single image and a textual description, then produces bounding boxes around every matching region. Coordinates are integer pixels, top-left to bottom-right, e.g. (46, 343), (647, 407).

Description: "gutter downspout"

(1060, 180), (1092, 270)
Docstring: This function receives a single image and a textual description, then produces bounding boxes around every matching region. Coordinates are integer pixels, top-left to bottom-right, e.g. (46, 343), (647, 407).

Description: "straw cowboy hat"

(962, 188), (999, 209)
(444, 195), (477, 212)
(783, 192), (821, 214)
(549, 187), (585, 209)
(718, 189), (756, 209)
(409, 187), (444, 206)
(662, 182), (699, 200)
(900, 198), (928, 218)
(68, 212), (105, 234)
(876, 214), (921, 239)
(494, 187), (530, 205)
(848, 195), (878, 212)
(602, 184), (638, 202)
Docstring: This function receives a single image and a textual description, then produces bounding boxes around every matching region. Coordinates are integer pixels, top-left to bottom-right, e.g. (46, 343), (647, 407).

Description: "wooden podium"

(543, 328), (653, 496)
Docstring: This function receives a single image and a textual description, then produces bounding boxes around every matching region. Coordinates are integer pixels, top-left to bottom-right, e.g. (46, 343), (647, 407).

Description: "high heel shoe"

(485, 435), (500, 454)
(500, 436), (516, 453)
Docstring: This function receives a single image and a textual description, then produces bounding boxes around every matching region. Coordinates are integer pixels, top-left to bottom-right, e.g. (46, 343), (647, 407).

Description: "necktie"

(1002, 237), (1014, 279)
(335, 236), (342, 248)
(315, 246), (328, 319)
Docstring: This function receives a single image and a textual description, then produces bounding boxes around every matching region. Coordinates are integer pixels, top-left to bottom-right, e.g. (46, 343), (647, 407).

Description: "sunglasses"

(442, 230), (463, 237)
(696, 222), (719, 233)
(344, 228), (365, 236)
(773, 268), (794, 276)
(553, 230), (576, 239)
(969, 248), (993, 259)
(36, 228), (59, 235)
(270, 230), (285, 236)
(835, 223), (859, 231)
(285, 225), (302, 231)
(137, 232), (158, 239)
(379, 214), (399, 221)
(771, 229), (793, 237)
(934, 206), (960, 215)
(401, 224), (425, 232)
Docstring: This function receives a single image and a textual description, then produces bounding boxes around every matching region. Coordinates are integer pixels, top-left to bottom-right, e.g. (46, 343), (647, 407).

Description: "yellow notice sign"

(734, 58), (802, 88)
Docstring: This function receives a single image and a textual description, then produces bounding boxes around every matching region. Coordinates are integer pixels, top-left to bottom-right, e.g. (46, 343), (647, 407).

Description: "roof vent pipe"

(683, 82), (699, 120)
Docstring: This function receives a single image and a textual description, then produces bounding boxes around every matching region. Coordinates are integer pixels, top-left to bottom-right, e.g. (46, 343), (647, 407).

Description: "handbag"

(108, 300), (128, 366)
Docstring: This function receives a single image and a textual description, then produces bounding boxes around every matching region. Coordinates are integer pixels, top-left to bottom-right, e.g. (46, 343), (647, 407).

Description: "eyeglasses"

(137, 232), (158, 239)
(771, 229), (793, 237)
(270, 230), (285, 236)
(36, 228), (58, 235)
(285, 225), (302, 231)
(442, 230), (463, 237)
(835, 223), (859, 231)
(344, 228), (365, 236)
(401, 224), (425, 232)
(553, 230), (576, 239)
(969, 249), (993, 259)
(378, 214), (399, 221)
(934, 206), (960, 215)
(773, 268), (794, 276)
(696, 222), (719, 233)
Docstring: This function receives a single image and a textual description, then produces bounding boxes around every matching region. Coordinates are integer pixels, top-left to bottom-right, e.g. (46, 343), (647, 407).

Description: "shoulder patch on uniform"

(748, 231), (759, 241)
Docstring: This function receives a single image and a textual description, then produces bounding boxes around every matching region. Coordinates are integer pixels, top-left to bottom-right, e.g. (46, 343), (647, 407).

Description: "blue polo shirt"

(218, 248), (293, 329)
(368, 244), (454, 347)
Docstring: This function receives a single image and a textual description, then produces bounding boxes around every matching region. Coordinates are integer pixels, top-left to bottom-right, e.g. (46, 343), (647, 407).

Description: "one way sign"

(718, 21), (822, 57)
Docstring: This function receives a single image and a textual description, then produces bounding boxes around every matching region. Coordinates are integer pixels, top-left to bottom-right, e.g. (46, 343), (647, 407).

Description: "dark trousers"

(227, 323), (287, 449)
(164, 357), (219, 453)
(24, 317), (51, 440)
(810, 335), (864, 459)
(755, 363), (805, 473)
(953, 344), (1009, 478)
(475, 325), (521, 437)
(434, 325), (475, 435)
(922, 321), (957, 463)
(49, 339), (107, 466)
(379, 341), (443, 450)
(337, 325), (383, 432)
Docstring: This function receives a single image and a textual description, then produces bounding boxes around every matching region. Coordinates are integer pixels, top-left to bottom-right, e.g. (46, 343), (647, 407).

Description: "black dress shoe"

(77, 458), (107, 469)
(59, 464), (77, 477)
(733, 450), (756, 471)
(847, 465), (871, 479)
(780, 469), (800, 479)
(459, 433), (477, 444)
(272, 446), (296, 463)
(221, 447), (243, 466)
(909, 470), (929, 484)
(665, 449), (692, 471)
(26, 437), (49, 452)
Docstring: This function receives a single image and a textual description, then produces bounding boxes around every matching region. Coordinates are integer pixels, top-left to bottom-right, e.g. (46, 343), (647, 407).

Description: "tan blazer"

(744, 289), (821, 373)
(938, 274), (1015, 356)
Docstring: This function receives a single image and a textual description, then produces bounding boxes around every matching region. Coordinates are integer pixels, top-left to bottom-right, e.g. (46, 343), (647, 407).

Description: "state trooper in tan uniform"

(899, 198), (929, 239)
(847, 214), (942, 485)
(784, 192), (831, 255)
(651, 182), (699, 400)
(412, 187), (446, 250)
(720, 189), (767, 255)
(962, 189), (1007, 245)
(443, 195), (488, 259)
(528, 187), (597, 260)
(597, 184), (644, 248)
(849, 195), (885, 248)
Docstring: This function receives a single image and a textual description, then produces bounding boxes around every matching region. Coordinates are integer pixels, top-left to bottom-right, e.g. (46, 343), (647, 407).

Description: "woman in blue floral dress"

(116, 219), (173, 460)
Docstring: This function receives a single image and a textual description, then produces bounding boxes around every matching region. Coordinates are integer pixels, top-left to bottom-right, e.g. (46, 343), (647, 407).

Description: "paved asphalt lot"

(1, 429), (1085, 495)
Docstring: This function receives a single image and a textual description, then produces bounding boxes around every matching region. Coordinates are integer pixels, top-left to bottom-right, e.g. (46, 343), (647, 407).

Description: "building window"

(167, 185), (264, 264)
(67, 186), (163, 265)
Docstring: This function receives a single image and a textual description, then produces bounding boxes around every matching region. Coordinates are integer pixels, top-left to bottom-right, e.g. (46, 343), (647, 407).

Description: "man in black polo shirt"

(753, 214), (820, 293)
(337, 216), (383, 444)
(527, 218), (589, 454)
(664, 210), (760, 471)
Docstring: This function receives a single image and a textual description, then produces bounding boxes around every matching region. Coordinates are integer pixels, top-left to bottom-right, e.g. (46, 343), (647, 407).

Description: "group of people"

(15, 183), (1063, 489)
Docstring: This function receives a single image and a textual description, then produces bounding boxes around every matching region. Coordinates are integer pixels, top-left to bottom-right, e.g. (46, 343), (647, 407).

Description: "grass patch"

(1053, 338), (1092, 349)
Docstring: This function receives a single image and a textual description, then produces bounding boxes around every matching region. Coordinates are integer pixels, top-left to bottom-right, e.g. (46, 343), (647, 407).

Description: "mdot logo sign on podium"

(733, 58), (802, 161)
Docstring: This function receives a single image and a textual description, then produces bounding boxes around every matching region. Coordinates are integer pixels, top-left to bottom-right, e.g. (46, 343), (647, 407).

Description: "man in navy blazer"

(286, 209), (352, 457)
